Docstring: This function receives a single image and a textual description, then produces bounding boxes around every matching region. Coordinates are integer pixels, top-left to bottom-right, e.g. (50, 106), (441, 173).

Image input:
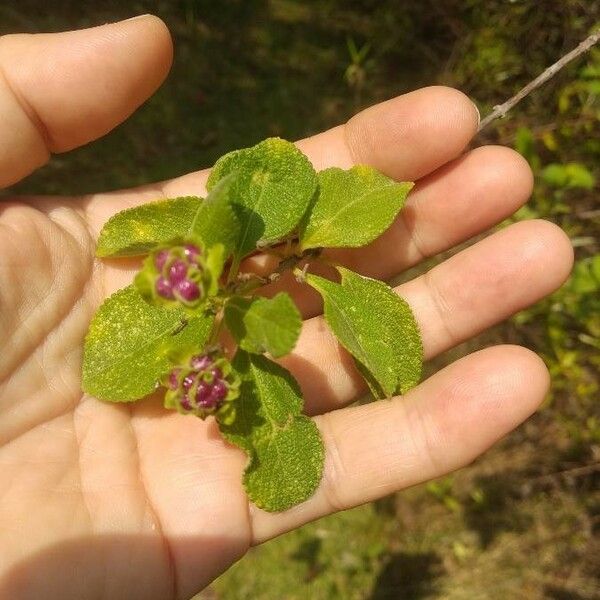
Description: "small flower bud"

(156, 277), (175, 300)
(184, 244), (200, 261)
(168, 260), (188, 285)
(168, 368), (181, 390)
(174, 279), (201, 302)
(190, 354), (213, 370)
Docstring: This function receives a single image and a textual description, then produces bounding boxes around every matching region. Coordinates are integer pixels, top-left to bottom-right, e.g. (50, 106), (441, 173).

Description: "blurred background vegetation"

(1, 1), (599, 598)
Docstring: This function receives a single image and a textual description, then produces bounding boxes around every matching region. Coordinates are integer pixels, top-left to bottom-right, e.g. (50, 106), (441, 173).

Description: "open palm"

(0, 16), (574, 600)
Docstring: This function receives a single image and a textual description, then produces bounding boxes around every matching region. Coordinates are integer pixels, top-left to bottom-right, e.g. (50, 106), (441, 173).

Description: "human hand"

(0, 15), (573, 600)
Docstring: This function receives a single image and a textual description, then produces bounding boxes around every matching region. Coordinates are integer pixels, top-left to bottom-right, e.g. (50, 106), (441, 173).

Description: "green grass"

(2, 1), (599, 598)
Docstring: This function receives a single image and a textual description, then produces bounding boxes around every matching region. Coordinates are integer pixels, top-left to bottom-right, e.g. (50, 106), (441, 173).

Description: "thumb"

(0, 14), (173, 187)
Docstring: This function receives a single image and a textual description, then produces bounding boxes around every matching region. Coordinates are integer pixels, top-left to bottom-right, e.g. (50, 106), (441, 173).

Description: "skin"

(0, 15), (574, 600)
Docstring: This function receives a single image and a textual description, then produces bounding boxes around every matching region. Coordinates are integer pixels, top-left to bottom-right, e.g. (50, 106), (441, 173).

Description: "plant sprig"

(82, 137), (422, 511)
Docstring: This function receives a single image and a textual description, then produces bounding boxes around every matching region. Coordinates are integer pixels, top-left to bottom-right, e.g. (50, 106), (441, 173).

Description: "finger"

(282, 219), (573, 413)
(83, 86), (479, 230)
(250, 344), (549, 543)
(297, 85), (480, 177)
(165, 85), (479, 193)
(0, 15), (173, 187)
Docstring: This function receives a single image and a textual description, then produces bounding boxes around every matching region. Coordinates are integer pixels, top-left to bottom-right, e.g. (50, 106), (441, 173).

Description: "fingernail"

(472, 101), (481, 127)
(122, 14), (152, 23)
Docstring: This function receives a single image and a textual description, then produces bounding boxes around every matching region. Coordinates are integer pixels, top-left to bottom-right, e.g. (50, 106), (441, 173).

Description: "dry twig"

(479, 30), (600, 131)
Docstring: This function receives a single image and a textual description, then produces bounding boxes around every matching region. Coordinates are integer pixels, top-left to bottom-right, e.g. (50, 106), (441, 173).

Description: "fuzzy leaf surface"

(207, 137), (317, 257)
(224, 293), (301, 358)
(189, 175), (240, 254)
(300, 166), (413, 250)
(306, 267), (422, 397)
(221, 352), (324, 512)
(96, 196), (201, 257)
(82, 285), (214, 401)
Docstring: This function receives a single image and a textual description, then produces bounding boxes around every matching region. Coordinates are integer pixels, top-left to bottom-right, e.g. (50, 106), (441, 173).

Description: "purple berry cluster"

(164, 353), (239, 419)
(153, 243), (203, 304)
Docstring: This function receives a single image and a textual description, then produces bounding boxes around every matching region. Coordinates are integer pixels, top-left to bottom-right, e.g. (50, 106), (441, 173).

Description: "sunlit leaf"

(96, 196), (201, 257)
(221, 352), (324, 512)
(82, 285), (214, 401)
(224, 293), (302, 358)
(299, 166), (413, 250)
(207, 137), (317, 258)
(306, 267), (422, 396)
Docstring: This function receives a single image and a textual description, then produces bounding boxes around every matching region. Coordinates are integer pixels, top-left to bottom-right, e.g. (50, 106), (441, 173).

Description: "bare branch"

(479, 30), (600, 131)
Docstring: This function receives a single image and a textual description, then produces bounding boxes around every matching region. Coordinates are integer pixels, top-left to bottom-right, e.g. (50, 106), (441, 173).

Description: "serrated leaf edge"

(300, 167), (413, 250)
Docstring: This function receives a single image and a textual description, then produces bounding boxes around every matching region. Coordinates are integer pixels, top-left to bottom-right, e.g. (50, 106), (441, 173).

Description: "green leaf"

(189, 174), (240, 254)
(207, 137), (318, 258)
(299, 166), (413, 250)
(514, 126), (535, 160)
(224, 292), (302, 358)
(97, 176), (240, 259)
(542, 162), (596, 190)
(564, 162), (595, 190)
(542, 164), (568, 188)
(305, 267), (422, 397)
(82, 285), (214, 401)
(96, 196), (201, 257)
(221, 351), (324, 512)
(569, 256), (600, 295)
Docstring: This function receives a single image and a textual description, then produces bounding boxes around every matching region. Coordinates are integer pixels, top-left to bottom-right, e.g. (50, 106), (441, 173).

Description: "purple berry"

(205, 386), (225, 409)
(182, 375), (195, 390)
(190, 354), (212, 370)
(154, 249), (170, 271)
(168, 369), (181, 390)
(184, 244), (201, 262)
(196, 381), (211, 406)
(168, 260), (188, 285)
(212, 379), (228, 401)
(175, 279), (200, 302)
(156, 277), (174, 299)
(180, 395), (192, 411)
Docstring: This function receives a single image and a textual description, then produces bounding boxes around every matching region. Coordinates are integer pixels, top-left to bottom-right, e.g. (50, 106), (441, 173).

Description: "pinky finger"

(249, 345), (549, 544)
